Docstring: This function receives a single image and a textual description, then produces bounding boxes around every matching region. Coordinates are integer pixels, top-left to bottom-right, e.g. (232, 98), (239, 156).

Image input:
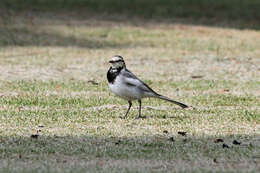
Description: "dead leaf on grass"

(56, 86), (62, 91)
(222, 143), (230, 148)
(18, 106), (24, 111)
(88, 80), (99, 85)
(214, 138), (224, 143)
(169, 137), (175, 142)
(178, 131), (187, 136)
(186, 106), (195, 110)
(213, 158), (218, 163)
(221, 89), (230, 93)
(191, 75), (204, 79)
(30, 134), (39, 139)
(233, 140), (241, 145)
(163, 130), (169, 134)
(115, 140), (121, 145)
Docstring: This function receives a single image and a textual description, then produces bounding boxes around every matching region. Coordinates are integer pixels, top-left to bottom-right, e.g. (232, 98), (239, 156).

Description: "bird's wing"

(121, 69), (158, 95)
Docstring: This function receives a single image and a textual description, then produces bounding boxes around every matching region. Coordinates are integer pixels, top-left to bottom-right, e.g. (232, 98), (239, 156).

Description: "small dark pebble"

(233, 140), (241, 145)
(30, 134), (39, 139)
(169, 137), (175, 142)
(214, 138), (224, 143)
(222, 143), (230, 148)
(213, 158), (218, 163)
(115, 140), (121, 145)
(163, 130), (168, 134)
(178, 131), (187, 136)
(191, 75), (204, 79)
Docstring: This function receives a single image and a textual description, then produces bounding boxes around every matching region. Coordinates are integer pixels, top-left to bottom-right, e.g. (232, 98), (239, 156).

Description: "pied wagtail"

(107, 55), (188, 118)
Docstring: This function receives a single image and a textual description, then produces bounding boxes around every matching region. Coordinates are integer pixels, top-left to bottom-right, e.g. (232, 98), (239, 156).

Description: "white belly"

(108, 77), (143, 101)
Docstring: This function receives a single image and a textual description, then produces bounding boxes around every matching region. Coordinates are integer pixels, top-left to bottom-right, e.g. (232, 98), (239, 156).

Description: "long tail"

(156, 95), (189, 108)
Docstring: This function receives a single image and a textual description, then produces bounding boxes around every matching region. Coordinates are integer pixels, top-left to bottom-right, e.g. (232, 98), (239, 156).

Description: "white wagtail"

(107, 55), (188, 118)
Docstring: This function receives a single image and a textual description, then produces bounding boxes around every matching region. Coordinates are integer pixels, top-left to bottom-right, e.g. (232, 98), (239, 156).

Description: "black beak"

(109, 60), (113, 63)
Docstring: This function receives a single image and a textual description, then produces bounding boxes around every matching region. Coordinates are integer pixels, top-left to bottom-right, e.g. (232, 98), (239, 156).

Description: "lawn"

(0, 0), (260, 172)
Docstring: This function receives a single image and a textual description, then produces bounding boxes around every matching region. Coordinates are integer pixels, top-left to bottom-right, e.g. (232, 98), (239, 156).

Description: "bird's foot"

(136, 115), (146, 119)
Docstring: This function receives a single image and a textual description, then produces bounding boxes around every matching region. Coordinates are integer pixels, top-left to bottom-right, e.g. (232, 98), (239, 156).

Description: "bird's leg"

(123, 101), (132, 119)
(137, 99), (146, 119)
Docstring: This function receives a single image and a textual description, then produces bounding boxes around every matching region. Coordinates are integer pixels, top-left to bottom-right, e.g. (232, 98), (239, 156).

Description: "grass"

(0, 1), (260, 172)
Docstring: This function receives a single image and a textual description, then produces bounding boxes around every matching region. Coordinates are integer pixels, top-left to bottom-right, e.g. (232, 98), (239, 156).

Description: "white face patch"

(111, 68), (118, 73)
(111, 56), (122, 62)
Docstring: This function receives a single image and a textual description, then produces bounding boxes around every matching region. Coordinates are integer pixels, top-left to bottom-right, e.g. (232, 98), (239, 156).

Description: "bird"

(107, 55), (188, 119)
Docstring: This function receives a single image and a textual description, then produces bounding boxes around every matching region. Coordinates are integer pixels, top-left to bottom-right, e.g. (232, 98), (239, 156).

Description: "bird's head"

(109, 55), (126, 69)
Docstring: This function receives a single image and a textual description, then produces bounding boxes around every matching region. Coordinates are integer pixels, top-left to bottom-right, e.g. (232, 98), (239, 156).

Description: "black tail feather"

(157, 95), (188, 108)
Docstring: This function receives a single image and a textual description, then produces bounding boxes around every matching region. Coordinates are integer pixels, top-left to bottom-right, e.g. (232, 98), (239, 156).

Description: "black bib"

(107, 67), (123, 84)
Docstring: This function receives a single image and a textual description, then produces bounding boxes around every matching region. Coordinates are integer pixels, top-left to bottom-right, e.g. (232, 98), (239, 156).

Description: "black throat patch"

(107, 67), (123, 84)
